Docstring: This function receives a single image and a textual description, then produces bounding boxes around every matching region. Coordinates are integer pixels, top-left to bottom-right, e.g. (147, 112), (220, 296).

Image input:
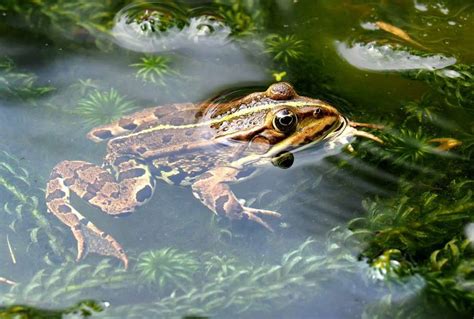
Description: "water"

(0, 1), (473, 318)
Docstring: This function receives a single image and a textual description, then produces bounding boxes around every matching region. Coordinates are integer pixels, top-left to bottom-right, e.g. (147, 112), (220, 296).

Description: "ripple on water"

(112, 2), (232, 53)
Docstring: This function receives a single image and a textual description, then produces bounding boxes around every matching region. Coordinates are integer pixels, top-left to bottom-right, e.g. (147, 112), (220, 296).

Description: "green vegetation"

(215, 0), (264, 36)
(0, 151), (65, 263)
(136, 248), (199, 291)
(264, 34), (304, 65)
(0, 1), (473, 319)
(74, 88), (137, 127)
(0, 300), (104, 319)
(130, 55), (175, 85)
(0, 57), (54, 102)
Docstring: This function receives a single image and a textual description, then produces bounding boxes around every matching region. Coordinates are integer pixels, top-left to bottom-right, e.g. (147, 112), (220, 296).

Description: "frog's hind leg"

(46, 159), (155, 268)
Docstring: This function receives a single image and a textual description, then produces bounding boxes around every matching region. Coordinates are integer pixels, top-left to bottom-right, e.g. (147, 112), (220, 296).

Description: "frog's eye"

(273, 109), (298, 133)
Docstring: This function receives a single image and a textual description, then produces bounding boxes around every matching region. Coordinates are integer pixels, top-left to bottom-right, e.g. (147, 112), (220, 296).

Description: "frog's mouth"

(237, 116), (383, 169)
(289, 115), (384, 155)
(285, 115), (351, 155)
(268, 116), (384, 169)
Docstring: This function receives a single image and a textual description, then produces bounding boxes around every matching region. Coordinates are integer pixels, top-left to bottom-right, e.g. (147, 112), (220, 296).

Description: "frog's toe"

(71, 224), (87, 261)
(242, 207), (281, 232)
(250, 208), (282, 218)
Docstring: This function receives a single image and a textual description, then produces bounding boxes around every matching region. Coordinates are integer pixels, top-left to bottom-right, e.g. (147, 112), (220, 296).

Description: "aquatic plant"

(74, 88), (137, 127)
(0, 300), (105, 319)
(350, 179), (473, 259)
(403, 95), (439, 123)
(135, 248), (199, 291)
(404, 63), (474, 109)
(264, 34), (304, 65)
(354, 126), (458, 170)
(423, 237), (474, 314)
(362, 236), (474, 318)
(0, 150), (64, 262)
(380, 128), (446, 166)
(0, 229), (361, 319)
(0, 1), (119, 49)
(1, 259), (129, 306)
(215, 0), (264, 36)
(130, 55), (175, 85)
(101, 236), (359, 319)
(69, 79), (101, 97)
(0, 57), (54, 102)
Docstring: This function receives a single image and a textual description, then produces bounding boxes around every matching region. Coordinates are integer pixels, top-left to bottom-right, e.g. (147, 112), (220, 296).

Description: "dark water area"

(0, 1), (473, 318)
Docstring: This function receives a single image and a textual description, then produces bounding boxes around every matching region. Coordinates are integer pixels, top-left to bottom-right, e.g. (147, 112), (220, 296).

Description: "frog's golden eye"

(273, 109), (298, 133)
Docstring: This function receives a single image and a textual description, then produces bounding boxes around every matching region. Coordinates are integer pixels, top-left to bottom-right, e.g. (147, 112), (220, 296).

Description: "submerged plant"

(0, 150), (64, 263)
(382, 128), (443, 165)
(0, 2), (118, 50)
(0, 57), (54, 101)
(0, 300), (105, 319)
(356, 127), (461, 170)
(403, 95), (439, 123)
(130, 55), (175, 85)
(102, 236), (359, 319)
(350, 179), (474, 260)
(215, 0), (264, 36)
(135, 248), (199, 291)
(423, 238), (474, 314)
(264, 34), (304, 65)
(404, 63), (474, 109)
(1, 260), (129, 306)
(75, 88), (137, 127)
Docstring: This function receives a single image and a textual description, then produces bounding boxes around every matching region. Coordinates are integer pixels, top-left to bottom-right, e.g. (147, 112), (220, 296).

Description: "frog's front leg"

(191, 166), (281, 231)
(46, 158), (154, 268)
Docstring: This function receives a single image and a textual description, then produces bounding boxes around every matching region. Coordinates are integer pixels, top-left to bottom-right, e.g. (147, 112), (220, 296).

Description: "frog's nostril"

(313, 108), (322, 118)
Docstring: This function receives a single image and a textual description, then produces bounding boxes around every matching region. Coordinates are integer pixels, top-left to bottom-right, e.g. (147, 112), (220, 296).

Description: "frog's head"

(212, 82), (350, 168)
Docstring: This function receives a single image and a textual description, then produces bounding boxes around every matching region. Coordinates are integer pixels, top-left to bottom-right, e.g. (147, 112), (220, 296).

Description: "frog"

(45, 82), (382, 268)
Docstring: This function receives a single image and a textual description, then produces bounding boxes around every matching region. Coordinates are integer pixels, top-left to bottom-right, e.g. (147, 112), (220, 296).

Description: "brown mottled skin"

(46, 82), (371, 268)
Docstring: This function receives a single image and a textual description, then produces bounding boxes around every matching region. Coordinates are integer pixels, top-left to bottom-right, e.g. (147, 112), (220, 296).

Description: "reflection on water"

(112, 2), (232, 53)
(0, 0), (473, 318)
(336, 41), (456, 71)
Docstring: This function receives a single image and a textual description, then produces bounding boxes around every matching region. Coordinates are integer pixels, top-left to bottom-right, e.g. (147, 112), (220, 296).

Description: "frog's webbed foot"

(192, 167), (281, 231)
(77, 222), (129, 268)
(46, 177), (129, 267)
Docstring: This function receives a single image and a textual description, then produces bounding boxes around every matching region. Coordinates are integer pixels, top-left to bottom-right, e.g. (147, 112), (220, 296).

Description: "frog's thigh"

(46, 159), (154, 267)
(73, 159), (154, 214)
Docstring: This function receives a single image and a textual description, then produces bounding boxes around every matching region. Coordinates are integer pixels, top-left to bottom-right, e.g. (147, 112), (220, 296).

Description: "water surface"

(0, 1), (473, 318)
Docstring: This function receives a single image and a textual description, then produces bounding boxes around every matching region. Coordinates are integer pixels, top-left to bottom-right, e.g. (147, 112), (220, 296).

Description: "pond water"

(0, 1), (473, 318)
